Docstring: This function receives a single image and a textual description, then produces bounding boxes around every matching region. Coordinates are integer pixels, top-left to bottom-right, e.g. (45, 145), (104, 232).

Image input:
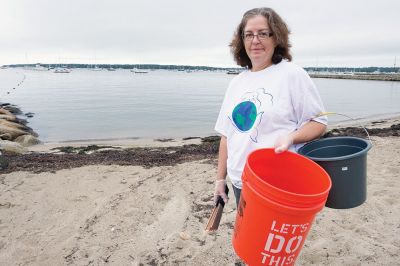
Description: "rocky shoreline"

(1, 123), (399, 174)
(0, 103), (40, 153)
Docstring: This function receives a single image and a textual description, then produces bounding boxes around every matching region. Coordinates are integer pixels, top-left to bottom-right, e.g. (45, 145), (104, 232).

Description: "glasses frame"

(242, 31), (274, 42)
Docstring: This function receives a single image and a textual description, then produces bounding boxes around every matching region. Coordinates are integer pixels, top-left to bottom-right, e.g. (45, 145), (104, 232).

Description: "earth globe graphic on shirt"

(232, 101), (258, 131)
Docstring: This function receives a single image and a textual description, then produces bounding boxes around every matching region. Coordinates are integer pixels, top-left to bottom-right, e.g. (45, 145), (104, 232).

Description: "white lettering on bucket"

(285, 236), (302, 253)
(264, 234), (303, 254)
(260, 253), (296, 266)
(270, 220), (309, 234)
(260, 220), (309, 265)
(264, 233), (285, 253)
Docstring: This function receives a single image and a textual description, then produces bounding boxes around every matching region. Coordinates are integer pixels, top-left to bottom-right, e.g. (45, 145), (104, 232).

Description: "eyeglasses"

(243, 30), (273, 42)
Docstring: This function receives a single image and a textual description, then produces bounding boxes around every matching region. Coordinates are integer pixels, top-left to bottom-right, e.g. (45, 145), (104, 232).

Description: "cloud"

(1, 0), (399, 66)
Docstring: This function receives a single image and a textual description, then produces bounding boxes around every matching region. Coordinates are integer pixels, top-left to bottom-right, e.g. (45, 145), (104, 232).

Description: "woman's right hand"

(274, 134), (294, 153)
(214, 179), (228, 204)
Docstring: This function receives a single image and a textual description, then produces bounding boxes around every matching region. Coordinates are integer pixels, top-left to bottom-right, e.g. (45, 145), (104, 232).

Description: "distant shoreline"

(310, 73), (400, 81)
(3, 65), (399, 80)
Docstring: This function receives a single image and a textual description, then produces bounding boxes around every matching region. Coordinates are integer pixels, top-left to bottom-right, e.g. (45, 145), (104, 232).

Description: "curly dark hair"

(230, 7), (292, 69)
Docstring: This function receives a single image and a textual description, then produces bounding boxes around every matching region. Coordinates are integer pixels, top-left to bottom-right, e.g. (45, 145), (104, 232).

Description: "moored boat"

(54, 67), (71, 73)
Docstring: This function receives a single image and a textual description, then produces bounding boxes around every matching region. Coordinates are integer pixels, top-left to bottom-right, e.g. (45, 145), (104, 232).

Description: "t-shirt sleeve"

(292, 68), (328, 128)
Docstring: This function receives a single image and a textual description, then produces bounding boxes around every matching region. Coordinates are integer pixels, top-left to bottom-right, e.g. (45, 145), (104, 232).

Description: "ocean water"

(1, 68), (400, 142)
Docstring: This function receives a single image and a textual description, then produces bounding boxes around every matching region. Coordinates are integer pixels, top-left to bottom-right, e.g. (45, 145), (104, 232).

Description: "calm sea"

(1, 68), (400, 142)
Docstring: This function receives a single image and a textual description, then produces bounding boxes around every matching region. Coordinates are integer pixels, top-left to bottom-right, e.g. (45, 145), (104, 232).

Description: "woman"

(214, 7), (327, 207)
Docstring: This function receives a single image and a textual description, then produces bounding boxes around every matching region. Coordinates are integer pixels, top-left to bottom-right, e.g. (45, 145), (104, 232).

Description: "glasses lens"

(258, 31), (269, 39)
(244, 33), (253, 41)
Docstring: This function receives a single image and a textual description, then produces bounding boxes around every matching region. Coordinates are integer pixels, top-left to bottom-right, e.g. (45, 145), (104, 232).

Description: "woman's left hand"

(274, 121), (327, 153)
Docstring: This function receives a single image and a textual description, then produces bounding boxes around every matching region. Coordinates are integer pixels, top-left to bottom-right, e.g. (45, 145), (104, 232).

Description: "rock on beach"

(0, 104), (40, 153)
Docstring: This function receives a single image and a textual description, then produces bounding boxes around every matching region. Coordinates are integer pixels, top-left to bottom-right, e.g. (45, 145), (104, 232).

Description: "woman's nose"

(251, 35), (261, 44)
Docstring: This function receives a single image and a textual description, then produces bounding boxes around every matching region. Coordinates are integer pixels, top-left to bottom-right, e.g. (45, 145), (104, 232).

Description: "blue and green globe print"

(232, 101), (257, 131)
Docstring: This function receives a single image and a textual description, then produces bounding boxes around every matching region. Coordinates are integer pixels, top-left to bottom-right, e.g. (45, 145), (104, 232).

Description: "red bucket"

(233, 149), (331, 266)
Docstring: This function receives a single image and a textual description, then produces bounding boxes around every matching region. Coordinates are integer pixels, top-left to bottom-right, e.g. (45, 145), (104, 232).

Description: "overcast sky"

(1, 0), (399, 67)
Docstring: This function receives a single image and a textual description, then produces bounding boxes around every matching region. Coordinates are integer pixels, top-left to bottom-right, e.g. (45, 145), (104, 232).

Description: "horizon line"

(2, 63), (399, 69)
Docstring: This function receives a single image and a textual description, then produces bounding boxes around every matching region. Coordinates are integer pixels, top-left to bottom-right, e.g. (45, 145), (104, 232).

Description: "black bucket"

(298, 137), (372, 209)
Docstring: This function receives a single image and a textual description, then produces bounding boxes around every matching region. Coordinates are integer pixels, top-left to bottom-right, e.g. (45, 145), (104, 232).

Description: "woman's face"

(243, 15), (276, 69)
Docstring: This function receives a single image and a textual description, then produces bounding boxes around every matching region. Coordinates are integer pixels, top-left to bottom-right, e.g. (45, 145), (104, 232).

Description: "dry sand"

(0, 123), (399, 265)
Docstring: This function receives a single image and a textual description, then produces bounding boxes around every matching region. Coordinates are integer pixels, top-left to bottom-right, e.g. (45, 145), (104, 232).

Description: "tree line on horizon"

(3, 64), (399, 73)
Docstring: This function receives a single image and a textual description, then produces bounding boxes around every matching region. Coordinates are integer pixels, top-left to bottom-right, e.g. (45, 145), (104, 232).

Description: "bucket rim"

(246, 148), (332, 205)
(244, 178), (328, 214)
(298, 136), (372, 162)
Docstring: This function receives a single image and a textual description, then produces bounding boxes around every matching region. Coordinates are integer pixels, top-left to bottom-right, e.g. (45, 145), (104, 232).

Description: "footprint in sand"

(131, 193), (190, 257)
(71, 195), (89, 202)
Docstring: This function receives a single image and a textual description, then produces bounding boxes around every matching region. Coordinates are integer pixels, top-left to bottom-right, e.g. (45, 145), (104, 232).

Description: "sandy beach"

(1, 117), (399, 265)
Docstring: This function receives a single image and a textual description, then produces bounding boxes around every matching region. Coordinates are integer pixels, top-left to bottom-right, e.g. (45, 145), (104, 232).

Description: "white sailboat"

(54, 66), (71, 73)
(29, 63), (49, 71)
(107, 65), (116, 71)
(54, 56), (71, 73)
(91, 65), (102, 71)
(90, 56), (102, 71)
(130, 68), (148, 74)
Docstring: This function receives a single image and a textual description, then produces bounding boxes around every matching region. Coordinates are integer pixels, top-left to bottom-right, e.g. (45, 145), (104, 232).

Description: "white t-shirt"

(215, 60), (327, 189)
